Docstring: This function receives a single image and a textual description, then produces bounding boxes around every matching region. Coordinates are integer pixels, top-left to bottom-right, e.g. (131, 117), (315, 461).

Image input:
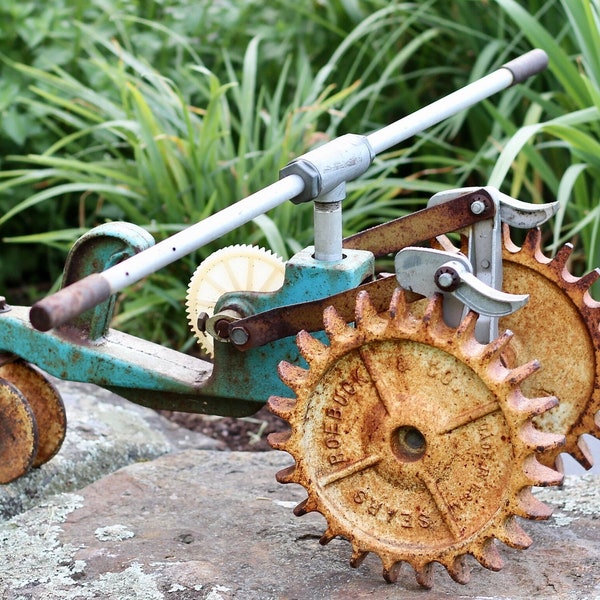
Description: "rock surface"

(0, 380), (222, 520)
(1, 382), (600, 599)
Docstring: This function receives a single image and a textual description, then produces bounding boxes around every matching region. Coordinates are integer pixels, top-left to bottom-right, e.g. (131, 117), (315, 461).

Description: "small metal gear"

(186, 245), (285, 356)
(268, 290), (563, 588)
(500, 226), (600, 470)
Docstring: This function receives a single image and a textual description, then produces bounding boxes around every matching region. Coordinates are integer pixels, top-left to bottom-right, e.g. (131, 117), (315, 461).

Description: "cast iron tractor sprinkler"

(2, 49), (599, 588)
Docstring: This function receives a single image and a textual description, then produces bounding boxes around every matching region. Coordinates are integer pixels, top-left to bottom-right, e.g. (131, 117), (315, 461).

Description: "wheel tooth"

(473, 540), (504, 571)
(572, 436), (594, 470)
(522, 455), (564, 487)
(349, 549), (369, 568)
(319, 527), (336, 546)
(553, 453), (566, 474)
(388, 287), (409, 321)
(296, 330), (328, 364)
(576, 268), (600, 291)
(355, 290), (378, 327)
(515, 488), (554, 520)
(293, 497), (317, 516)
(267, 430), (291, 451)
(506, 360), (540, 386)
(510, 393), (558, 419)
(550, 242), (574, 272)
(446, 555), (470, 585)
(497, 517), (532, 550)
(422, 293), (444, 326)
(266, 396), (295, 422)
(382, 559), (402, 584)
(520, 422), (565, 453)
(277, 361), (309, 391)
(414, 563), (434, 589)
(323, 305), (349, 341)
(456, 310), (479, 340)
(481, 329), (514, 362)
(274, 464), (296, 484)
(523, 227), (543, 254)
(502, 223), (520, 253)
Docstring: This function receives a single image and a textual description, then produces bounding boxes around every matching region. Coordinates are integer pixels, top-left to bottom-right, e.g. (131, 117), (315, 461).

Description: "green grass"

(1, 0), (599, 345)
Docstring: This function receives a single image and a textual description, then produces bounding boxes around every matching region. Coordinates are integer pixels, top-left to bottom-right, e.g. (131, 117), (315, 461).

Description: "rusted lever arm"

(342, 188), (494, 256)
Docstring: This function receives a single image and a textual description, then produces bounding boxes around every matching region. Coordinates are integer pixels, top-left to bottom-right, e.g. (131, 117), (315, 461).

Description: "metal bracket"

(414, 186), (560, 342)
(55, 222), (154, 340)
(395, 247), (528, 339)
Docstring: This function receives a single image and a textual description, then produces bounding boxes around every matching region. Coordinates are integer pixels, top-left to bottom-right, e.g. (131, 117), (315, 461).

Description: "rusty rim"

(268, 290), (563, 588)
(500, 226), (600, 470)
(0, 358), (66, 468)
(0, 378), (38, 484)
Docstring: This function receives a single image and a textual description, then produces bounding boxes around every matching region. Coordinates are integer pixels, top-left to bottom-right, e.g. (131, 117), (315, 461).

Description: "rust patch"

(342, 189), (495, 257)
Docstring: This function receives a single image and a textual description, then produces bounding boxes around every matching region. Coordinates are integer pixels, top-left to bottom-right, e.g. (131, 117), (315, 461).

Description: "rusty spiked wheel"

(0, 355), (66, 482)
(268, 290), (563, 588)
(500, 226), (600, 470)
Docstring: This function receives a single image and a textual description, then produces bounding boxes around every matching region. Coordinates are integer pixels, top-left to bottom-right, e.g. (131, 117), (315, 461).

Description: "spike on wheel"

(267, 290), (562, 587)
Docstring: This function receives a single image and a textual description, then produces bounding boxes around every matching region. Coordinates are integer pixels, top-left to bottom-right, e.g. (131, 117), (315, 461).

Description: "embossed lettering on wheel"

(268, 290), (564, 588)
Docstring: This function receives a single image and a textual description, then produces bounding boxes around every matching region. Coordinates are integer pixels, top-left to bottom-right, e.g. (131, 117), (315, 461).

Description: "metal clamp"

(419, 186), (559, 341)
(395, 247), (528, 340)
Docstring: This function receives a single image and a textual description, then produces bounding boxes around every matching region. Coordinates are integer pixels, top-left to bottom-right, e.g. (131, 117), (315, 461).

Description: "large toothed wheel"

(186, 245), (285, 356)
(500, 226), (600, 470)
(268, 290), (563, 588)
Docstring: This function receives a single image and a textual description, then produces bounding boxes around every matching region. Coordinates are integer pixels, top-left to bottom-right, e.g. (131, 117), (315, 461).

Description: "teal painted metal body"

(0, 224), (373, 416)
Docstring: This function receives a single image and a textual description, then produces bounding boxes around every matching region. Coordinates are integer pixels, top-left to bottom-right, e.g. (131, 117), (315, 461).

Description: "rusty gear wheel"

(186, 245), (285, 357)
(500, 226), (600, 470)
(0, 378), (38, 484)
(268, 290), (563, 588)
(0, 357), (66, 468)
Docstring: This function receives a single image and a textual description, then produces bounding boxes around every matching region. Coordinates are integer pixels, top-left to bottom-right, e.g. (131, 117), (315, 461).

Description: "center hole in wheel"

(393, 425), (426, 462)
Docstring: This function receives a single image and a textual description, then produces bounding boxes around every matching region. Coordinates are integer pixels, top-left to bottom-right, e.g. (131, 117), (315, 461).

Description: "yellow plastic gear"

(268, 290), (564, 588)
(500, 226), (600, 470)
(186, 244), (285, 356)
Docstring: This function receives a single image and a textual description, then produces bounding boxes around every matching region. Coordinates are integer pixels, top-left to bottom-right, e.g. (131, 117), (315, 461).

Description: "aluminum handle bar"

(30, 49), (548, 332)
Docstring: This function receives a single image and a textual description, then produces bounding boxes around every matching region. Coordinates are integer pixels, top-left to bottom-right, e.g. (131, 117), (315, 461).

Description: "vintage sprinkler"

(2, 48), (599, 588)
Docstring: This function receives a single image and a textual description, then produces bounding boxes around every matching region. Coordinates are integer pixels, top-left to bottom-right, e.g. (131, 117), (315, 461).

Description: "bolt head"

(230, 326), (250, 346)
(470, 200), (486, 215)
(434, 266), (461, 292)
(436, 272), (455, 289)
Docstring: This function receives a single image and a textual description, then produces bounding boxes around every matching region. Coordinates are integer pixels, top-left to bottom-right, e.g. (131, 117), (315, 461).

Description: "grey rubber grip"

(502, 49), (548, 85)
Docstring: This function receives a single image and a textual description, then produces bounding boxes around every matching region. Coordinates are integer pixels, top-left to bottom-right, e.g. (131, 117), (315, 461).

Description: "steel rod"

(31, 174), (304, 330)
(30, 49), (548, 331)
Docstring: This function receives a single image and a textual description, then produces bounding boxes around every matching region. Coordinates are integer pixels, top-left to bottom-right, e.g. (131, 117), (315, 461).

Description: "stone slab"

(0, 380), (222, 520)
(1, 449), (600, 599)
